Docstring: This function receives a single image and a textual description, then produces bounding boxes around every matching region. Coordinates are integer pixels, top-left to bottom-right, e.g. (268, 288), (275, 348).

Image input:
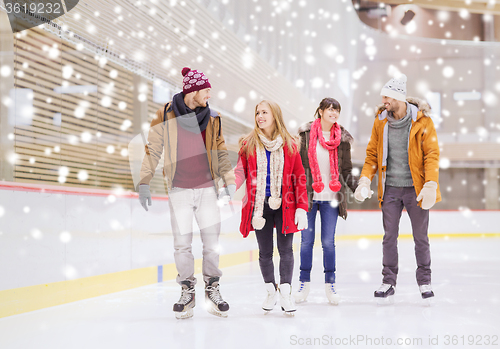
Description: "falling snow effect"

(0, 2), (499, 346)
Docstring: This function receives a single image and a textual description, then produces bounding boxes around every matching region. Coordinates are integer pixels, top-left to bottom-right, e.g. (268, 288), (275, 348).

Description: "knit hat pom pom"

(329, 180), (342, 192)
(399, 74), (407, 83)
(268, 197), (282, 210)
(181, 67), (191, 77)
(252, 216), (266, 230)
(312, 182), (324, 193)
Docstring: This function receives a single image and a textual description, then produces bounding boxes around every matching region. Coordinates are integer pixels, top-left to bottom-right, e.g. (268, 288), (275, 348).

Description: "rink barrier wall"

(2, 232), (498, 318)
(337, 233), (500, 240)
(0, 181), (166, 199)
(0, 248), (259, 319)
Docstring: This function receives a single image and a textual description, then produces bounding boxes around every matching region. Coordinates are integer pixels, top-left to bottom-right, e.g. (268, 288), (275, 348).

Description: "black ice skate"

(205, 277), (229, 318)
(419, 284), (435, 306)
(374, 283), (395, 305)
(419, 284), (434, 299)
(173, 281), (195, 319)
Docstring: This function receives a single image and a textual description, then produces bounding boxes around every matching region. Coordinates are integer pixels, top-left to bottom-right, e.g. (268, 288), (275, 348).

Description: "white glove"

(138, 184), (152, 211)
(218, 184), (236, 201)
(354, 176), (373, 202)
(295, 208), (308, 231)
(416, 181), (438, 210)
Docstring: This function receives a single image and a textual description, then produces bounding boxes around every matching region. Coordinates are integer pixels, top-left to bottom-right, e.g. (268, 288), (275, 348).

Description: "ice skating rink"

(0, 237), (498, 349)
(3, 0), (500, 348)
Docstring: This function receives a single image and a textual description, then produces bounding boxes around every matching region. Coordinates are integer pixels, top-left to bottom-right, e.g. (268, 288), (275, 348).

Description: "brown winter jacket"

(360, 97), (441, 207)
(139, 102), (235, 192)
(298, 122), (358, 219)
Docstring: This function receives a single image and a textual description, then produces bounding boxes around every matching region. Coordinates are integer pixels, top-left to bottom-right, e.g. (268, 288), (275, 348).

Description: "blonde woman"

(234, 100), (308, 315)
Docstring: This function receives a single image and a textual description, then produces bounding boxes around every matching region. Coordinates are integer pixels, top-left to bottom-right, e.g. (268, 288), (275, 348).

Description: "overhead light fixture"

(400, 10), (415, 25)
(353, 1), (391, 18)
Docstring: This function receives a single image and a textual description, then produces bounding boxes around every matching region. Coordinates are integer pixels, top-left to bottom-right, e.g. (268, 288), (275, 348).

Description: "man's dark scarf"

(172, 92), (210, 133)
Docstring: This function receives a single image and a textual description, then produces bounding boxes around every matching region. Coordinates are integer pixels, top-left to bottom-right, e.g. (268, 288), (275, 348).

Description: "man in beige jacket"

(138, 67), (235, 319)
(355, 74), (441, 303)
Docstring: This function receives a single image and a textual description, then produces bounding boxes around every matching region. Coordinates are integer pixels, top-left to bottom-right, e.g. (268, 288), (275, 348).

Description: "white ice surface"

(0, 238), (499, 349)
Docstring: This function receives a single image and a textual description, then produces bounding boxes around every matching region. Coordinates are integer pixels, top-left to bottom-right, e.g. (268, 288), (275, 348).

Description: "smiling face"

(319, 105), (340, 125)
(315, 98), (341, 131)
(255, 102), (276, 136)
(381, 95), (408, 119)
(381, 95), (398, 113)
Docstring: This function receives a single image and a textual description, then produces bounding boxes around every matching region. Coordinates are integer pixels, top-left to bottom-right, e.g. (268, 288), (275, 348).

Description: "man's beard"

(194, 95), (207, 108)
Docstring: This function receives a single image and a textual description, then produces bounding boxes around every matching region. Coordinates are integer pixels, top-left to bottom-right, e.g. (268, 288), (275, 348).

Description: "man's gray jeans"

(381, 185), (431, 286)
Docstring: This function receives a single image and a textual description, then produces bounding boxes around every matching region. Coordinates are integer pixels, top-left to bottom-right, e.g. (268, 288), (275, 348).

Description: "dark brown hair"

(314, 98), (341, 119)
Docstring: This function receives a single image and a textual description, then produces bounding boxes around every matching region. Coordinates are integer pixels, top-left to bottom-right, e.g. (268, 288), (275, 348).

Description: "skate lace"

(298, 282), (305, 292)
(178, 287), (195, 305)
(419, 284), (432, 293)
(327, 284), (336, 293)
(206, 285), (224, 304)
(377, 283), (392, 292)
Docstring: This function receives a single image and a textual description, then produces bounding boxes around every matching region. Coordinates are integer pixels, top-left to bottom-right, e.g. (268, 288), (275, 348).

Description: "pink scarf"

(308, 119), (342, 193)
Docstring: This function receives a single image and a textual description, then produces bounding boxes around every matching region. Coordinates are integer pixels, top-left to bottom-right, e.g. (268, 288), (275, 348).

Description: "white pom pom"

(268, 197), (281, 210)
(252, 216), (266, 230)
(399, 74), (407, 83)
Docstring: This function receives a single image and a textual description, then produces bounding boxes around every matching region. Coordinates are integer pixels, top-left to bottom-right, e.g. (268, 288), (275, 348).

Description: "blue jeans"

(299, 201), (339, 284)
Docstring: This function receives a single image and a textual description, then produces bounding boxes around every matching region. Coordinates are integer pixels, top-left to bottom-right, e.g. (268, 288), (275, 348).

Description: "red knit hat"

(181, 67), (211, 94)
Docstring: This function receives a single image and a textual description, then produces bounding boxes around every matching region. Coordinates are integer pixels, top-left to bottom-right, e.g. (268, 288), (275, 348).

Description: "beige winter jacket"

(139, 103), (235, 192)
(360, 97), (441, 207)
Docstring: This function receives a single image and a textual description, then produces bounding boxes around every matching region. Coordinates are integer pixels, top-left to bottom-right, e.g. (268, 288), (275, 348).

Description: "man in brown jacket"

(138, 67), (235, 319)
(354, 74), (441, 303)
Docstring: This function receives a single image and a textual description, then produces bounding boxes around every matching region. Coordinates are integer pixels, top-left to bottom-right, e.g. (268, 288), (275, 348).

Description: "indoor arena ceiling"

(368, 0), (500, 15)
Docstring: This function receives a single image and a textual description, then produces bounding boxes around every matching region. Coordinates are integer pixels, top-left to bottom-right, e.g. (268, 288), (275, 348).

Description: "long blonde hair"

(239, 100), (297, 156)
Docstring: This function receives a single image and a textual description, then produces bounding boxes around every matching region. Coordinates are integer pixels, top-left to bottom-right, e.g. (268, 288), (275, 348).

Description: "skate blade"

(281, 306), (296, 316)
(174, 308), (194, 319)
(327, 295), (341, 305)
(262, 300), (276, 312)
(376, 295), (394, 306)
(422, 297), (434, 307)
(206, 305), (228, 318)
(294, 298), (307, 304)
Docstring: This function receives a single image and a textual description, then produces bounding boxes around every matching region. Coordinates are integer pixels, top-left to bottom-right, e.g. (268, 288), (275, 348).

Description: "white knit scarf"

(252, 134), (284, 230)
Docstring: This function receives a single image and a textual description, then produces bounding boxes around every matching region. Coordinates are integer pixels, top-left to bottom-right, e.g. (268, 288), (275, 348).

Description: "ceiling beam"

(369, 0), (500, 16)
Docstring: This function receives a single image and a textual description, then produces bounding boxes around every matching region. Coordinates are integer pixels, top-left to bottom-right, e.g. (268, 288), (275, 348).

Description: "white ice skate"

(325, 283), (341, 305)
(419, 284), (434, 306)
(262, 283), (277, 313)
(279, 283), (296, 316)
(374, 283), (395, 305)
(293, 281), (310, 303)
(205, 278), (229, 318)
(173, 283), (195, 319)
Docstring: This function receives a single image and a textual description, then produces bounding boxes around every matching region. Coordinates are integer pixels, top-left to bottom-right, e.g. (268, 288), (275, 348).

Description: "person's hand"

(218, 184), (236, 201)
(295, 208), (308, 230)
(139, 184), (152, 211)
(354, 177), (373, 202)
(416, 181), (438, 210)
